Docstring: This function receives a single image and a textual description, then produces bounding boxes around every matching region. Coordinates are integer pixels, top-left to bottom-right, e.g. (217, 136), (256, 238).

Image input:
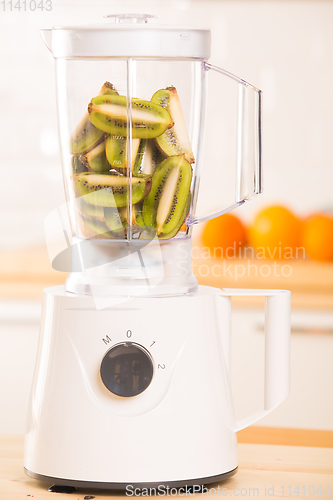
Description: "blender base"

(24, 285), (238, 488)
(24, 467), (238, 490)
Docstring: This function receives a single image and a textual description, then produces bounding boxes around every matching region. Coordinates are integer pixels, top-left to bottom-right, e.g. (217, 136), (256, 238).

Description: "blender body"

(54, 27), (209, 298)
(24, 15), (290, 490)
(45, 16), (261, 298)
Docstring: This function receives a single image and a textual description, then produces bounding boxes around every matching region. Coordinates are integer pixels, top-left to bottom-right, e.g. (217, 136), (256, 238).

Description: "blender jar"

(42, 14), (262, 296)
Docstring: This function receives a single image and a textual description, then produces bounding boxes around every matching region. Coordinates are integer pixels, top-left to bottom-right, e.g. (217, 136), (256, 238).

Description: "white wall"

(1, 0), (333, 249)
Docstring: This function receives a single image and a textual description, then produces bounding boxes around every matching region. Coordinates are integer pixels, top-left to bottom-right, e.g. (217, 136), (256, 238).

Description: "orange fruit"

(248, 205), (302, 259)
(202, 213), (247, 258)
(302, 213), (333, 261)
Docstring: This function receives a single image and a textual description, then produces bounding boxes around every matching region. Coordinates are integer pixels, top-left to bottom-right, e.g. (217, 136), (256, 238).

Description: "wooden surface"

(1, 247), (333, 308)
(238, 426), (333, 448)
(1, 434), (332, 499)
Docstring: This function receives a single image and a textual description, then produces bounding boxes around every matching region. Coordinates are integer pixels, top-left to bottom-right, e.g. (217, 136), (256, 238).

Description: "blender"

(24, 14), (290, 490)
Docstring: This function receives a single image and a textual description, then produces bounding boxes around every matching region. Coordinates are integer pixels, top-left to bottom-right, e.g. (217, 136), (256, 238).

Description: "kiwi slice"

(104, 207), (127, 233)
(105, 135), (141, 173)
(142, 155), (192, 235)
(132, 140), (146, 176)
(99, 82), (118, 95)
(80, 214), (114, 238)
(82, 141), (110, 173)
(70, 82), (118, 154)
(151, 87), (194, 163)
(72, 155), (88, 174)
(77, 197), (105, 220)
(88, 94), (173, 139)
(74, 172), (152, 208)
(71, 120), (104, 155)
(104, 203), (146, 235)
(159, 193), (191, 239)
(133, 139), (166, 177)
(132, 202), (145, 227)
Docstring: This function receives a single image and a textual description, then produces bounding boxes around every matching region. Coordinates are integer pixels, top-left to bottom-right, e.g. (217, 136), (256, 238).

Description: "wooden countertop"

(0, 247), (333, 308)
(2, 433), (333, 499)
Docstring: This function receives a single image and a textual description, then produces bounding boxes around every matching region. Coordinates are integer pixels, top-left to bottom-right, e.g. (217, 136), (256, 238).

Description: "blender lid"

(41, 13), (211, 59)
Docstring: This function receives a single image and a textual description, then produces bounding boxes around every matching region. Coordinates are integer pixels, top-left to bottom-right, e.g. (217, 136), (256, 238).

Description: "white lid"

(41, 14), (211, 60)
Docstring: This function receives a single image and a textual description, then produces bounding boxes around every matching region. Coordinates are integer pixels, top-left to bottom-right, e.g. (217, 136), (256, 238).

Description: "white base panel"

(24, 285), (238, 485)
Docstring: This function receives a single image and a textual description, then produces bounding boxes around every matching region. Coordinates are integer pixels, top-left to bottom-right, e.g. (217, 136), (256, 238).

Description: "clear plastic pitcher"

(42, 14), (262, 297)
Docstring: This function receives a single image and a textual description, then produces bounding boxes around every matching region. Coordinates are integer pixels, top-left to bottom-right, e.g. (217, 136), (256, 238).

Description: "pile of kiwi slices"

(71, 82), (194, 240)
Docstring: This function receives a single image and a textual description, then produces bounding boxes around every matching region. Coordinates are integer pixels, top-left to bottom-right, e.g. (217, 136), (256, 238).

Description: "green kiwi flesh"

(133, 139), (166, 177)
(104, 203), (145, 234)
(158, 193), (191, 239)
(88, 94), (173, 139)
(132, 140), (146, 176)
(70, 121), (104, 155)
(81, 214), (114, 238)
(142, 155), (192, 235)
(77, 197), (105, 220)
(82, 141), (110, 172)
(105, 135), (141, 172)
(132, 202), (145, 227)
(74, 172), (152, 208)
(72, 155), (88, 174)
(151, 87), (195, 163)
(71, 83), (195, 241)
(104, 207), (127, 233)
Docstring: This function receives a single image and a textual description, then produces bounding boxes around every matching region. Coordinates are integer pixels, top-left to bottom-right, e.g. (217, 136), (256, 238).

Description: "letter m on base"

(102, 335), (112, 345)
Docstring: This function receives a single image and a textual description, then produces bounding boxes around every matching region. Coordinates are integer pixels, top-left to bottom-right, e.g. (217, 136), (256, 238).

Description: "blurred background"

(0, 0), (332, 441)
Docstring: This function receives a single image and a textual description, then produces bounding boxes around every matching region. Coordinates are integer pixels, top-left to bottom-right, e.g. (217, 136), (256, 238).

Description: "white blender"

(24, 14), (290, 490)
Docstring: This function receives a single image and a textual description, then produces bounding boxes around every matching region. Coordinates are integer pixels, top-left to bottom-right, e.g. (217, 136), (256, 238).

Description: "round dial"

(100, 342), (154, 397)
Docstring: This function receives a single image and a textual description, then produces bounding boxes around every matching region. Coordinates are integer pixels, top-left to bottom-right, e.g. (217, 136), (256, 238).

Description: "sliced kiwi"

(80, 214), (114, 239)
(74, 172), (152, 208)
(99, 82), (118, 95)
(77, 197), (105, 220)
(70, 82), (118, 155)
(71, 120), (105, 155)
(104, 206), (127, 233)
(131, 203), (157, 239)
(151, 86), (194, 164)
(142, 155), (192, 235)
(105, 135), (141, 173)
(82, 141), (110, 173)
(132, 202), (145, 227)
(72, 155), (88, 174)
(104, 203), (146, 235)
(159, 193), (191, 239)
(133, 139), (166, 177)
(132, 140), (146, 176)
(88, 94), (173, 139)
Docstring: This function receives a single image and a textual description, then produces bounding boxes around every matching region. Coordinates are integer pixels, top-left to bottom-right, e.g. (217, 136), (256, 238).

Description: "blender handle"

(187, 63), (262, 227)
(219, 288), (290, 432)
